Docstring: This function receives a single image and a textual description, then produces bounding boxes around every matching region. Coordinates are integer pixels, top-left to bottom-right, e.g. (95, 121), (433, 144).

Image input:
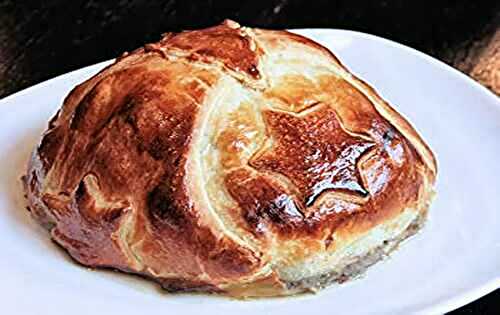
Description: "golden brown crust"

(23, 20), (437, 297)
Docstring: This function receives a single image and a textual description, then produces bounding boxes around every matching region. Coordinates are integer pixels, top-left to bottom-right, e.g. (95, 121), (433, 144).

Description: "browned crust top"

(23, 20), (437, 296)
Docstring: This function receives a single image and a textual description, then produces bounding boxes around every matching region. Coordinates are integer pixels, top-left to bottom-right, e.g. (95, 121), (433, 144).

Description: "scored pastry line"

(195, 76), (264, 257)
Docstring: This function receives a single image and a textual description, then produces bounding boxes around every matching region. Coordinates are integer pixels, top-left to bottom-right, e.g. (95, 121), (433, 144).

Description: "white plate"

(0, 29), (499, 315)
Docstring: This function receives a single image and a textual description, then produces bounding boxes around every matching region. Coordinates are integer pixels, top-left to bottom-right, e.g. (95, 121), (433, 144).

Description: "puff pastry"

(23, 20), (437, 297)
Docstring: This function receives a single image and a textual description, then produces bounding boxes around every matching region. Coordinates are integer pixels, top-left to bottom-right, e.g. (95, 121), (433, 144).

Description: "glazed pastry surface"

(23, 20), (437, 297)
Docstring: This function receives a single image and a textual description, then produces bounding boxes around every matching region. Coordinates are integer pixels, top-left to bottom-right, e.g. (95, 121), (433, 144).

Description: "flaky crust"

(23, 20), (437, 297)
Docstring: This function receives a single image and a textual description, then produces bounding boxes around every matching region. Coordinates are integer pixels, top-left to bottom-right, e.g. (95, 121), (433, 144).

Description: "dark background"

(0, 0), (498, 312)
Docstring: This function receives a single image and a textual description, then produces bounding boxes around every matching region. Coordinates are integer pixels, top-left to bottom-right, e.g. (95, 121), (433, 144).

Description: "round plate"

(0, 29), (498, 314)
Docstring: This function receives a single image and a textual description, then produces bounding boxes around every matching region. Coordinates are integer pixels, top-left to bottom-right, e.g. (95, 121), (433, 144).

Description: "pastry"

(23, 20), (437, 297)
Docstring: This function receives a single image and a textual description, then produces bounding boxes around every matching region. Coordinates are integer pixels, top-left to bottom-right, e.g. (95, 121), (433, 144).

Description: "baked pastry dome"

(23, 20), (437, 297)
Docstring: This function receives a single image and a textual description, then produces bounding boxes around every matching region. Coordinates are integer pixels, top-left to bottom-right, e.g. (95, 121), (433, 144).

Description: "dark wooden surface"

(0, 1), (498, 313)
